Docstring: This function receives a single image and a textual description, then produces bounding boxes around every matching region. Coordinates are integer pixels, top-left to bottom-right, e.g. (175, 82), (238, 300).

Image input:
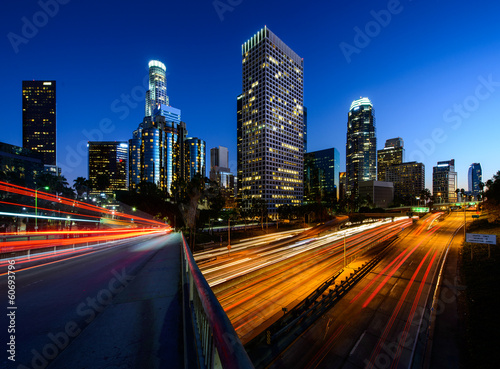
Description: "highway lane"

(199, 217), (413, 345)
(0, 232), (179, 369)
(267, 212), (465, 369)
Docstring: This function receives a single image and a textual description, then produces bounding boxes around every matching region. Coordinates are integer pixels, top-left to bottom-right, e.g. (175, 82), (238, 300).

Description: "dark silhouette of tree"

(483, 171), (500, 222)
(73, 177), (91, 198)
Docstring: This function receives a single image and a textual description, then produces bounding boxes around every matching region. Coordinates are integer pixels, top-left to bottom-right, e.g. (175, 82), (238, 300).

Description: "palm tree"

(73, 177), (90, 198)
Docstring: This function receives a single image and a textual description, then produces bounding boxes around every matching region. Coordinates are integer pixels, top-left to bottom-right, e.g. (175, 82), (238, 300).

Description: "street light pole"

(344, 232), (347, 268)
(35, 188), (38, 232)
(34, 185), (49, 232)
(464, 197), (467, 241)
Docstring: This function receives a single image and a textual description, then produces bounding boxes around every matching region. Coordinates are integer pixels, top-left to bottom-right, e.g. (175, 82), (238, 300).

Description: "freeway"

(0, 231), (182, 369)
(199, 217), (413, 345)
(263, 212), (466, 369)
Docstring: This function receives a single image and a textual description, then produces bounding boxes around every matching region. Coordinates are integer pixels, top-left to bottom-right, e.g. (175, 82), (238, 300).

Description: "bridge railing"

(180, 233), (254, 369)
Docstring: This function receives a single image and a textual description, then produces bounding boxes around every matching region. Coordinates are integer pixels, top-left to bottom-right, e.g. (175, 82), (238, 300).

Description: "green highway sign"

(472, 215), (480, 219)
(411, 207), (429, 213)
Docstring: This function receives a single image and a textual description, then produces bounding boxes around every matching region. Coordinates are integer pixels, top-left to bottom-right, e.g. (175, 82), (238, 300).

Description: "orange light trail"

(367, 246), (435, 366)
(390, 249), (439, 369)
(0, 200), (102, 220)
(0, 181), (165, 226)
(361, 225), (441, 309)
(0, 228), (168, 253)
(305, 324), (347, 369)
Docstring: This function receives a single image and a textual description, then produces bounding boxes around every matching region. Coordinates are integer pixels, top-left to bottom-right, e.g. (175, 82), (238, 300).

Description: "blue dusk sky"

(1, 0), (499, 190)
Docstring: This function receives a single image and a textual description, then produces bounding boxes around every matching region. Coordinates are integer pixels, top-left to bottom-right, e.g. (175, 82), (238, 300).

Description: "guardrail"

(180, 233), (254, 369)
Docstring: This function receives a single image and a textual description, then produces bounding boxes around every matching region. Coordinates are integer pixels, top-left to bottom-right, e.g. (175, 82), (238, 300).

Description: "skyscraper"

(88, 141), (128, 194)
(186, 137), (206, 180)
(346, 97), (376, 198)
(145, 60), (168, 117)
(211, 146), (229, 169)
(131, 60), (189, 194)
(386, 162), (425, 202)
(433, 159), (457, 203)
(238, 26), (304, 216)
(0, 142), (44, 188)
(377, 138), (404, 181)
(304, 148), (340, 205)
(468, 163), (482, 198)
(339, 172), (347, 200)
(210, 146), (235, 207)
(128, 126), (142, 190)
(22, 80), (56, 165)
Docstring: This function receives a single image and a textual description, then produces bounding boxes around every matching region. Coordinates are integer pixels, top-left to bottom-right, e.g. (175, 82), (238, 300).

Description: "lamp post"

(344, 231), (347, 268)
(34, 185), (49, 232)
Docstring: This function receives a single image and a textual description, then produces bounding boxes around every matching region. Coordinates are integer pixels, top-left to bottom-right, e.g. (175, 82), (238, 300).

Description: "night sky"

(2, 0), (499, 190)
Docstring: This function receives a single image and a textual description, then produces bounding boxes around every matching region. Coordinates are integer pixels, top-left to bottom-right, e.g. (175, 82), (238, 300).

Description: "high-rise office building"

(210, 146), (234, 187)
(128, 127), (142, 190)
(339, 172), (347, 200)
(377, 138), (404, 181)
(186, 137), (205, 180)
(130, 61), (190, 194)
(0, 142), (44, 188)
(88, 141), (128, 194)
(468, 163), (482, 198)
(145, 60), (169, 117)
(433, 159), (457, 203)
(22, 80), (56, 165)
(210, 146), (235, 208)
(386, 161), (425, 201)
(236, 93), (243, 199)
(303, 106), (308, 153)
(211, 146), (229, 169)
(346, 97), (376, 198)
(359, 180), (394, 208)
(238, 26), (304, 216)
(132, 106), (186, 193)
(304, 148), (340, 205)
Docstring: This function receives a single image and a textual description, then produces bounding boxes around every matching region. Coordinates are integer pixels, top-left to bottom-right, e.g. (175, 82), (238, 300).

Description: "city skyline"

(2, 0), (499, 189)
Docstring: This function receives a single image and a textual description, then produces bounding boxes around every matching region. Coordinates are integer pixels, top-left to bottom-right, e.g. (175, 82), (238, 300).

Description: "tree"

(420, 188), (432, 204)
(178, 175), (207, 250)
(73, 177), (90, 198)
(483, 171), (500, 222)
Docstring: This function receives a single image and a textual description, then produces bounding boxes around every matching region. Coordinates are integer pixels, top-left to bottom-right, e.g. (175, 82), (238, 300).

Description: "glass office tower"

(346, 97), (376, 198)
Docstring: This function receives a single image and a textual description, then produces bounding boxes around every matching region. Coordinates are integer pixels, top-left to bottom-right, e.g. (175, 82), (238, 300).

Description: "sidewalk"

(49, 233), (183, 369)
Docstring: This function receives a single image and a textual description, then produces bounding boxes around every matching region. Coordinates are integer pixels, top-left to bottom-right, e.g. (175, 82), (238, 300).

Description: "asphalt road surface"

(1, 232), (181, 369)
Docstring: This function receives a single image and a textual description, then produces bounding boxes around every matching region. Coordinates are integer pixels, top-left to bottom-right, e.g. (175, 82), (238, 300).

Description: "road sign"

(466, 233), (497, 245)
(411, 207), (429, 213)
(472, 215), (480, 219)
